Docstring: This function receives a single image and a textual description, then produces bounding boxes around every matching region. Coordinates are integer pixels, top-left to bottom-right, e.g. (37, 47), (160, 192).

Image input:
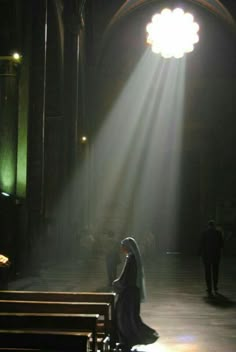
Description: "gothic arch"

(108, 0), (236, 32)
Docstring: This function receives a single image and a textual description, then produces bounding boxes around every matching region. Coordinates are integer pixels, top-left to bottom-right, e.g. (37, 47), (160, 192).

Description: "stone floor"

(8, 254), (236, 352)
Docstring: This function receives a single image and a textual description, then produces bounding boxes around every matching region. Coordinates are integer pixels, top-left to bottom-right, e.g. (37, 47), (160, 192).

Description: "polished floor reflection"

(9, 254), (236, 352)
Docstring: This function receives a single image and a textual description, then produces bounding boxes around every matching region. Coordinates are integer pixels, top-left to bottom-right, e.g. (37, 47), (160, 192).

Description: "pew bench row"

(0, 291), (117, 352)
(0, 328), (92, 351)
(0, 312), (99, 352)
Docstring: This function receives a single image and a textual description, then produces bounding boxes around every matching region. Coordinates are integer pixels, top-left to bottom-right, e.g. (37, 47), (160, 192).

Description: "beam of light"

(128, 54), (185, 251)
(88, 51), (167, 236)
(146, 8), (200, 58)
(87, 49), (186, 253)
(34, 50), (186, 288)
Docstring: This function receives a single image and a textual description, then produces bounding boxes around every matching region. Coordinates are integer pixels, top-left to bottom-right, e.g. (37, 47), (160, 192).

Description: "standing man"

(199, 220), (224, 296)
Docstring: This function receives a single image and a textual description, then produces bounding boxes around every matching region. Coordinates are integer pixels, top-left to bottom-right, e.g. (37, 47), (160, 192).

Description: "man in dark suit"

(199, 220), (224, 296)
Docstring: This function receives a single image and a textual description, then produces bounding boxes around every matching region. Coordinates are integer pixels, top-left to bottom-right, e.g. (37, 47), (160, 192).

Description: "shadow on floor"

(204, 293), (236, 308)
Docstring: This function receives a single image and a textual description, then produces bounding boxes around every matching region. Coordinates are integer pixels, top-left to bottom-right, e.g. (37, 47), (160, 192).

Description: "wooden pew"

(0, 300), (109, 330)
(0, 329), (92, 351)
(0, 290), (116, 346)
(0, 312), (99, 352)
(0, 300), (110, 351)
(0, 290), (116, 320)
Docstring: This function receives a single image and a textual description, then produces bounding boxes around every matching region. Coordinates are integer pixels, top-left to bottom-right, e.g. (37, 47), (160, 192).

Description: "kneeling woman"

(112, 237), (159, 351)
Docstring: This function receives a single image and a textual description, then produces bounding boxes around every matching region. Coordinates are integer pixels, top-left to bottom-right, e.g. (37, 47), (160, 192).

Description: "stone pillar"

(26, 0), (48, 269)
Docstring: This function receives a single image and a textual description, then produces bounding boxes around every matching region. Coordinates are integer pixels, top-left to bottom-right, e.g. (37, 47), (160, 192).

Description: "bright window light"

(146, 8), (200, 59)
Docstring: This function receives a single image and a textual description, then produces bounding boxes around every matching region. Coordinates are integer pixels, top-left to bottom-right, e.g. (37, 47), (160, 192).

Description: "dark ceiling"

(0, 1), (235, 56)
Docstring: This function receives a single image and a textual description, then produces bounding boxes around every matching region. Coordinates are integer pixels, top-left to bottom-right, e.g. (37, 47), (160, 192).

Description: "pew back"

(0, 312), (98, 351)
(0, 329), (92, 351)
(0, 300), (110, 334)
(0, 290), (116, 320)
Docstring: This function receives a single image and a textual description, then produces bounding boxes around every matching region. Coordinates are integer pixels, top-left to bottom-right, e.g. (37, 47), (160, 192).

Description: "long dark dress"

(113, 253), (159, 350)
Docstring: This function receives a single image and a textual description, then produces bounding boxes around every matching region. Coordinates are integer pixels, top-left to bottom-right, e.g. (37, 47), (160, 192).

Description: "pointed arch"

(108, 0), (236, 34)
